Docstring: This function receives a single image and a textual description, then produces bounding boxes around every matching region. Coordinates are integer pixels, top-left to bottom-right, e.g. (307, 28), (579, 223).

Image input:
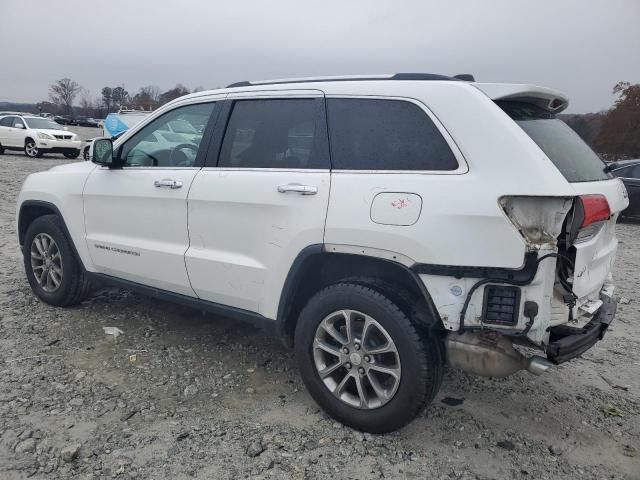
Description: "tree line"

(40, 77), (205, 118)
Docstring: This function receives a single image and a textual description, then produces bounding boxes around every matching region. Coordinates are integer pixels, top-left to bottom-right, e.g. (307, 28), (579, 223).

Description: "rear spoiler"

(474, 83), (569, 113)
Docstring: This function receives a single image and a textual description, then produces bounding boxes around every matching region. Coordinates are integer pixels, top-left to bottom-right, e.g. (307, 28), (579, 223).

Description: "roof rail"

(226, 73), (474, 88)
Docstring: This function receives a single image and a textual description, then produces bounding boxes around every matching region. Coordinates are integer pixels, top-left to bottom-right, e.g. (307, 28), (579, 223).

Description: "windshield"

(23, 118), (64, 130)
(498, 101), (610, 182)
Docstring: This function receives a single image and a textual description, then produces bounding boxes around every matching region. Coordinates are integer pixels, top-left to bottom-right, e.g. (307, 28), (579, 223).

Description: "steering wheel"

(170, 143), (199, 167)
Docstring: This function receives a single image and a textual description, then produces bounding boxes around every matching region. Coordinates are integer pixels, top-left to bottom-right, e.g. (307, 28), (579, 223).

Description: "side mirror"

(90, 138), (116, 167)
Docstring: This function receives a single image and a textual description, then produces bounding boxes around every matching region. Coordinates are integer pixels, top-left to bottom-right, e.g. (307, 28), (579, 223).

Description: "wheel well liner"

(18, 200), (85, 270)
(276, 246), (441, 347)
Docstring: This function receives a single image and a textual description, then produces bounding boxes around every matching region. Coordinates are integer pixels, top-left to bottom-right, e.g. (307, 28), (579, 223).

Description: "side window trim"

(115, 101), (219, 169)
(326, 95), (468, 174)
(204, 96), (330, 170)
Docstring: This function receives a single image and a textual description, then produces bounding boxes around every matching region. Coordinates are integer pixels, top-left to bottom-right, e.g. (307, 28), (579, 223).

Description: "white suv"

(16, 74), (628, 432)
(0, 114), (82, 158)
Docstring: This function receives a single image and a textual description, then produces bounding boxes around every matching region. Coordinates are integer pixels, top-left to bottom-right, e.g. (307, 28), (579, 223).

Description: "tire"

(24, 139), (42, 158)
(23, 215), (92, 306)
(0, 143), (4, 155)
(83, 146), (89, 160)
(294, 282), (443, 433)
(64, 150), (80, 159)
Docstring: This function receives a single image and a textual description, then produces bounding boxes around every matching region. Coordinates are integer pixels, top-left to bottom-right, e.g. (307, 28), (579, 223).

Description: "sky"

(1, 0), (638, 113)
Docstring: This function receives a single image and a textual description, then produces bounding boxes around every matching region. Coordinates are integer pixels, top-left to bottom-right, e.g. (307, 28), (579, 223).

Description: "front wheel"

(294, 283), (443, 433)
(23, 215), (92, 306)
(24, 139), (42, 158)
(64, 150), (80, 159)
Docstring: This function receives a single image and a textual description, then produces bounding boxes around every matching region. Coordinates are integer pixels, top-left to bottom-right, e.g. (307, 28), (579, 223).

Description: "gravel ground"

(0, 153), (638, 480)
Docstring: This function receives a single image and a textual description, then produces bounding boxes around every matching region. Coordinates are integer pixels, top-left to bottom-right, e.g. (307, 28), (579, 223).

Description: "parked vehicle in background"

(77, 117), (101, 128)
(40, 113), (55, 119)
(0, 114), (81, 158)
(16, 74), (628, 433)
(53, 115), (78, 126)
(609, 159), (640, 220)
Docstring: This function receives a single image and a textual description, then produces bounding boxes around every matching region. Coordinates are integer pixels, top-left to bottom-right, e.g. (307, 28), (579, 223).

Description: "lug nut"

(345, 362), (352, 369)
(342, 347), (349, 354)
(354, 343), (361, 350)
(364, 355), (370, 362)
(358, 367), (365, 375)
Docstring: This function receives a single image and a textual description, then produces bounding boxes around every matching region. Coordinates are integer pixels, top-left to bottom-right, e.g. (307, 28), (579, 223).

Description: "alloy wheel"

(30, 233), (63, 292)
(25, 141), (38, 157)
(313, 309), (401, 409)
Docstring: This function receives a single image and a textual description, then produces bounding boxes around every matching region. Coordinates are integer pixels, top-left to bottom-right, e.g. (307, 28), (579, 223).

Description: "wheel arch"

(18, 200), (86, 271)
(276, 246), (442, 348)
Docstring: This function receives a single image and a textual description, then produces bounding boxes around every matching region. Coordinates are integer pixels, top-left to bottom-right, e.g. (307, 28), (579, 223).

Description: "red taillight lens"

(573, 194), (611, 244)
(579, 195), (611, 228)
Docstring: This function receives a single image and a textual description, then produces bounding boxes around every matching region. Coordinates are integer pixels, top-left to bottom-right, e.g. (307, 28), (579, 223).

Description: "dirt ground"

(0, 151), (638, 480)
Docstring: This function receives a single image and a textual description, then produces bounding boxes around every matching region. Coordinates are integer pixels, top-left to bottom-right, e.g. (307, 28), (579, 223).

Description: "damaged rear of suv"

(16, 75), (628, 433)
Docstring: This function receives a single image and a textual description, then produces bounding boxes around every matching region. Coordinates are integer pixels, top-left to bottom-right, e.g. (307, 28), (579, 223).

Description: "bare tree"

(159, 84), (190, 105)
(131, 85), (161, 110)
(142, 85), (160, 103)
(79, 89), (93, 111)
(49, 78), (81, 114)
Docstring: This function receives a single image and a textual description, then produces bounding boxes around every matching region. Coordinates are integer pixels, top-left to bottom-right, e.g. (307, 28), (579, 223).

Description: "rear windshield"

(498, 101), (610, 182)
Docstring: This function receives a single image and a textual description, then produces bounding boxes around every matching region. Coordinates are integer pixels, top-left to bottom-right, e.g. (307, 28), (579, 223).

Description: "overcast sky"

(1, 0), (638, 113)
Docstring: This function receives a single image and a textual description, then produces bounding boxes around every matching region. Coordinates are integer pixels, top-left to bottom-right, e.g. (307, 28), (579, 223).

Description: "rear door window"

(498, 101), (610, 183)
(326, 98), (458, 171)
(218, 99), (329, 169)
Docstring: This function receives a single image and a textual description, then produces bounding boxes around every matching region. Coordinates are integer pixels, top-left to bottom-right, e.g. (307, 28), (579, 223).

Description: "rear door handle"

(154, 179), (183, 189)
(277, 183), (318, 195)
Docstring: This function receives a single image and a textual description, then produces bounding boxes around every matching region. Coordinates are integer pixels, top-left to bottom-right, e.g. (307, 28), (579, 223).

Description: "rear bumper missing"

(546, 294), (616, 364)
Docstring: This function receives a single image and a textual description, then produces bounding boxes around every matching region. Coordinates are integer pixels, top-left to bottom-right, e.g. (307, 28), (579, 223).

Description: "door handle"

(154, 179), (183, 189)
(277, 183), (318, 195)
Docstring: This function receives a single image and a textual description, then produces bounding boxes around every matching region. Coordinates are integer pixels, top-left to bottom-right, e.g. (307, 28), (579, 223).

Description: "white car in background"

(0, 114), (82, 158)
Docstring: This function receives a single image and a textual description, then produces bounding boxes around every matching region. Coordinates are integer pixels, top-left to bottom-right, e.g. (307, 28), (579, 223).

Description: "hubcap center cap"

(349, 352), (362, 366)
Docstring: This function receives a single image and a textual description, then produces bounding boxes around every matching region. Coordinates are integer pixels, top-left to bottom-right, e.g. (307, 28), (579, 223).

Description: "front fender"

(17, 162), (96, 272)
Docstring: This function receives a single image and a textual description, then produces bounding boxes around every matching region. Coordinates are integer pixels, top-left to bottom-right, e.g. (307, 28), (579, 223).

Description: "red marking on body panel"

(391, 198), (411, 209)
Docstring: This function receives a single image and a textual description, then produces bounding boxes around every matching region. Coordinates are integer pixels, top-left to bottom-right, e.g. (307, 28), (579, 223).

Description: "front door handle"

(154, 179), (183, 189)
(277, 183), (318, 195)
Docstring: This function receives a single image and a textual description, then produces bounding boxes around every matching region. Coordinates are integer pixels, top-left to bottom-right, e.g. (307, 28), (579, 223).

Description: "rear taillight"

(574, 194), (611, 243)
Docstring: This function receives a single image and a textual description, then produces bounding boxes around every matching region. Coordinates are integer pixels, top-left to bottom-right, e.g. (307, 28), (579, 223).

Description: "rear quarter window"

(326, 98), (458, 171)
(498, 101), (610, 183)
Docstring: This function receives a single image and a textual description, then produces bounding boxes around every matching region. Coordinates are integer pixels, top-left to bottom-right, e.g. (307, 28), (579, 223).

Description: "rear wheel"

(295, 282), (443, 433)
(23, 215), (92, 306)
(64, 150), (80, 159)
(24, 139), (42, 158)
